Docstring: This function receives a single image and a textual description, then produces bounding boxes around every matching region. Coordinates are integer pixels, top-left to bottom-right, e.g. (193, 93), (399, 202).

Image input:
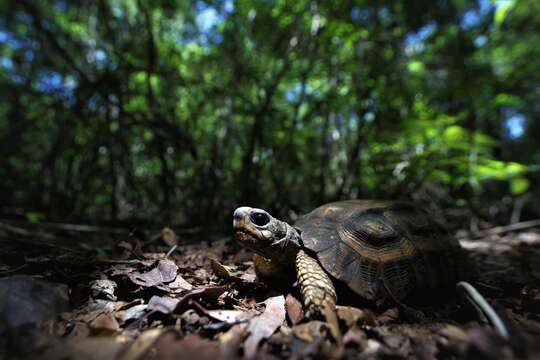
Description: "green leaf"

(94, 247), (107, 258)
(26, 212), (45, 223)
(494, 93), (519, 107)
(510, 177), (530, 195)
(443, 125), (467, 143)
(407, 60), (424, 73)
(494, 0), (514, 26)
(505, 162), (528, 176)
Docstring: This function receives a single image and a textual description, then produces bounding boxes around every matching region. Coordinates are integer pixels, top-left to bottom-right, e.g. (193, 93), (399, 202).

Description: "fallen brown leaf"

(128, 259), (178, 288)
(343, 327), (367, 350)
(285, 294), (304, 325)
(160, 273), (193, 292)
(336, 305), (376, 327)
(150, 333), (220, 360)
(244, 295), (286, 360)
(321, 300), (342, 344)
(219, 323), (248, 360)
(69, 299), (116, 324)
(115, 304), (148, 324)
(377, 307), (400, 324)
(89, 312), (120, 332)
(177, 285), (231, 308)
(206, 309), (253, 323)
(119, 328), (165, 360)
(45, 337), (126, 360)
(211, 258), (233, 278)
(440, 324), (468, 342)
(292, 320), (327, 343)
(147, 296), (180, 314)
(211, 258), (256, 284)
(465, 327), (512, 359)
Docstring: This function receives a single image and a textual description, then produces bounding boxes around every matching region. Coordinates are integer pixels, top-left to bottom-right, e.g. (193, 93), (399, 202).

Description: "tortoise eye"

(250, 212), (270, 226)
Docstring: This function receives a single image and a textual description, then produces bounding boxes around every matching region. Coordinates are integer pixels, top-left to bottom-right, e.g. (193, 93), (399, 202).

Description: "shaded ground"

(0, 221), (539, 359)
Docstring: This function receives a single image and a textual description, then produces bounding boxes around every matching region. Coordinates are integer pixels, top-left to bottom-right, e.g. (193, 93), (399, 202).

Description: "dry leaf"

(244, 295), (286, 360)
(128, 259), (178, 288)
(336, 305), (376, 327)
(440, 324), (468, 342)
(377, 307), (400, 324)
(343, 327), (368, 350)
(45, 337), (125, 360)
(211, 259), (256, 284)
(292, 321), (327, 343)
(464, 328), (512, 359)
(115, 304), (148, 323)
(211, 258), (233, 279)
(219, 323), (248, 360)
(160, 273), (193, 292)
(89, 312), (120, 332)
(150, 333), (220, 360)
(206, 309), (252, 323)
(147, 296), (180, 314)
(364, 339), (382, 356)
(321, 300), (342, 344)
(285, 294), (304, 325)
(119, 328), (165, 360)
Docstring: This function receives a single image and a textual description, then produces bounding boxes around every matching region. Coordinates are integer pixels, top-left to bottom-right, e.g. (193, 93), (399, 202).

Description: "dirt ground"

(0, 221), (539, 359)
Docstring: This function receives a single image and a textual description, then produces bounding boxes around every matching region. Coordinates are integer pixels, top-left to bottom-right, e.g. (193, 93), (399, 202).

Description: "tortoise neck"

(271, 222), (302, 266)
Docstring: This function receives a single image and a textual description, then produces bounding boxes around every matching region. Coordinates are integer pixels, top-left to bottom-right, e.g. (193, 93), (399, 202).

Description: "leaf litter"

(1, 226), (540, 359)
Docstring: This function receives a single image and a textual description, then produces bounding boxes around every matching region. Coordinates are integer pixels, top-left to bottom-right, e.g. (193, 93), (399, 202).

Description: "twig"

(473, 219), (540, 238)
(0, 222), (56, 240)
(0, 262), (27, 274)
(165, 245), (178, 258)
(457, 282), (509, 339)
(0, 220), (129, 234)
(94, 259), (144, 265)
(0, 223), (85, 254)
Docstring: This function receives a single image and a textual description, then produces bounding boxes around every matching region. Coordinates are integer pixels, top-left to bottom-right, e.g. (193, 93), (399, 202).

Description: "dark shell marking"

(295, 200), (470, 301)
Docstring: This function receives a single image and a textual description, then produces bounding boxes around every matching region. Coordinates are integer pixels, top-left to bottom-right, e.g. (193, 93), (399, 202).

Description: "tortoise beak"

(233, 207), (252, 229)
(233, 207), (261, 249)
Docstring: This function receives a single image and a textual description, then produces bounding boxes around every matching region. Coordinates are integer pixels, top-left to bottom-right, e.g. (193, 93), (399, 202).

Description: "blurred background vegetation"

(0, 0), (538, 231)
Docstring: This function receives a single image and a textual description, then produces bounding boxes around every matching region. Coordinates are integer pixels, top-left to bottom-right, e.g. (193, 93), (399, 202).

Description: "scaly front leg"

(295, 249), (341, 342)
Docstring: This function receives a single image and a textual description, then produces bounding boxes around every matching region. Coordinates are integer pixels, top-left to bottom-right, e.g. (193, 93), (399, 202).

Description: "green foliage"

(510, 177), (530, 195)
(25, 212), (45, 223)
(0, 0), (537, 225)
(393, 103), (528, 188)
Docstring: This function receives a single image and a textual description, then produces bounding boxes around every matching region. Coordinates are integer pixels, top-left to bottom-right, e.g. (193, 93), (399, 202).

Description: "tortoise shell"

(294, 200), (470, 301)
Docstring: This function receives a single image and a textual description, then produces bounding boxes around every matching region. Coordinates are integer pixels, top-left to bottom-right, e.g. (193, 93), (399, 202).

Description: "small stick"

(457, 281), (509, 339)
(165, 244), (178, 258)
(472, 219), (540, 238)
(94, 259), (143, 265)
(0, 220), (129, 234)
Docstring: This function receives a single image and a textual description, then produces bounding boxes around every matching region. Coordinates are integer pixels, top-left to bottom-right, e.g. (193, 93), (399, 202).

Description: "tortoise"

(233, 200), (508, 337)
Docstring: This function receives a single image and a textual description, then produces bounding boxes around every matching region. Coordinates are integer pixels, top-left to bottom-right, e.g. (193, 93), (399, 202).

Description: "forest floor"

(0, 220), (540, 359)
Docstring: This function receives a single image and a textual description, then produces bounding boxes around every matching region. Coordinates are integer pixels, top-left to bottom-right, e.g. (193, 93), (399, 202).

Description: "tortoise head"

(233, 207), (302, 263)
